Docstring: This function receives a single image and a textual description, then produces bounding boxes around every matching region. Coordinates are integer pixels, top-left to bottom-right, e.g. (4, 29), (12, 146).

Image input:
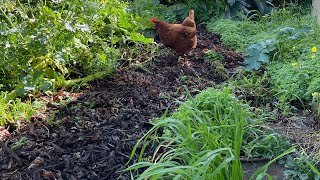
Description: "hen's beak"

(152, 25), (157, 29)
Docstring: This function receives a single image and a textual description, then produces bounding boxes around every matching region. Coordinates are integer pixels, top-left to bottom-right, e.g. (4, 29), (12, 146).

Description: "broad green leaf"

(244, 57), (262, 70)
(32, 71), (43, 81)
(41, 81), (53, 91)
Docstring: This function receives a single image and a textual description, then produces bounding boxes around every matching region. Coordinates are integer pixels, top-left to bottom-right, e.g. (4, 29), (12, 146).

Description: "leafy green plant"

(0, 0), (154, 100)
(244, 26), (311, 70)
(0, 91), (42, 126)
(11, 137), (28, 150)
(230, 72), (271, 104)
(207, 19), (266, 51)
(125, 87), (295, 179)
(204, 50), (225, 61)
(279, 154), (320, 180)
(208, 8), (316, 53)
(268, 54), (320, 104)
(126, 88), (249, 179)
(244, 38), (276, 70)
(242, 132), (292, 159)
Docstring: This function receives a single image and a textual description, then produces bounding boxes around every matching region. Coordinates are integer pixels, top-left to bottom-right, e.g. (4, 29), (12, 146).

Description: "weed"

(0, 91), (42, 126)
(204, 50), (224, 62)
(279, 154), (320, 180)
(11, 137), (28, 150)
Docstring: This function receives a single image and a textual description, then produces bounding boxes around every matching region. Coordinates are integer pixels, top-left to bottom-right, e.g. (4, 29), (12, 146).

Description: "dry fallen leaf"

(28, 157), (44, 169)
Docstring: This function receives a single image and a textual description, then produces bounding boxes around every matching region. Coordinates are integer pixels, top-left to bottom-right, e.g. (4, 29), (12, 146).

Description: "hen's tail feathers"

(189, 10), (194, 20)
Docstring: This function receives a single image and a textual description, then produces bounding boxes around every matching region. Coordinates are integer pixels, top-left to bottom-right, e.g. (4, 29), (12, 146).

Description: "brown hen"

(151, 10), (197, 57)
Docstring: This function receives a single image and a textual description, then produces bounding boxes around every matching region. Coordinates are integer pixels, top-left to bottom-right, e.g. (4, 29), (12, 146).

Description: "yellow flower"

(312, 47), (317, 53)
(291, 62), (298, 67)
(312, 92), (319, 97)
(312, 54), (316, 59)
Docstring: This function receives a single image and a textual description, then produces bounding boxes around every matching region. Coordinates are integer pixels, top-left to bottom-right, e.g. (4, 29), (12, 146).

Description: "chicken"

(151, 10), (197, 58)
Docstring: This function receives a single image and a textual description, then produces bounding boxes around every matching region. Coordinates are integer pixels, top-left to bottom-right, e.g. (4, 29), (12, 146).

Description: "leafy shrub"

(0, 0), (153, 97)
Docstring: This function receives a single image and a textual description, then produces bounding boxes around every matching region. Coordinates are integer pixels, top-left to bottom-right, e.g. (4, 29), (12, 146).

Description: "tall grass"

(125, 88), (250, 179)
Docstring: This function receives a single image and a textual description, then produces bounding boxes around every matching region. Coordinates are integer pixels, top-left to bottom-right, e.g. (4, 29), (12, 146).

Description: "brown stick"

(0, 141), (23, 166)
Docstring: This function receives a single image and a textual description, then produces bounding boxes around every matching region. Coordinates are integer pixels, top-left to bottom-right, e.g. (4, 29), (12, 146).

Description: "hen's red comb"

(150, 17), (156, 22)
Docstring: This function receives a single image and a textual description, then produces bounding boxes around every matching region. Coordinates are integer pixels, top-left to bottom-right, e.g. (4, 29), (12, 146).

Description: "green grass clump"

(126, 88), (293, 179)
(126, 88), (248, 179)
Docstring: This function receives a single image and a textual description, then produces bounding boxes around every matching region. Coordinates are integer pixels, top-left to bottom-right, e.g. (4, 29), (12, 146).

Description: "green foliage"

(126, 88), (248, 179)
(204, 50), (224, 62)
(208, 8), (320, 113)
(244, 39), (276, 70)
(244, 26), (311, 70)
(0, 90), (42, 126)
(207, 19), (265, 52)
(11, 137), (28, 150)
(186, 0), (226, 22)
(208, 8), (315, 52)
(250, 147), (296, 180)
(225, 0), (273, 17)
(162, 0), (306, 23)
(0, 0), (154, 98)
(131, 0), (176, 23)
(268, 55), (320, 104)
(279, 154), (320, 180)
(228, 72), (271, 104)
(242, 132), (292, 159)
(126, 87), (293, 179)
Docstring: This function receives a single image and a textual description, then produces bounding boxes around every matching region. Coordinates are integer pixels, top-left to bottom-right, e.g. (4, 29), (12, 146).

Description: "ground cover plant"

(207, 5), (320, 179)
(1, 0), (320, 179)
(208, 7), (320, 114)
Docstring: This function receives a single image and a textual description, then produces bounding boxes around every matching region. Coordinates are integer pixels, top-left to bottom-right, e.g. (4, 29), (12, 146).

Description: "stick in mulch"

(0, 127), (23, 166)
(0, 141), (23, 166)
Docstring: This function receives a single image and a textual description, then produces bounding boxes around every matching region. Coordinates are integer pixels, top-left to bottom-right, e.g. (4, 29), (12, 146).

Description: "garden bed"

(0, 25), (244, 180)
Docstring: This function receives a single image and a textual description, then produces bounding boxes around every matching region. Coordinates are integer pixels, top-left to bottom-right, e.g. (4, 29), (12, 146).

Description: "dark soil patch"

(0, 25), (245, 179)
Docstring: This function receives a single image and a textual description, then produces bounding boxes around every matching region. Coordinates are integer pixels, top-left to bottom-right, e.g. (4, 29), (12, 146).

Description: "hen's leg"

(177, 53), (187, 63)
